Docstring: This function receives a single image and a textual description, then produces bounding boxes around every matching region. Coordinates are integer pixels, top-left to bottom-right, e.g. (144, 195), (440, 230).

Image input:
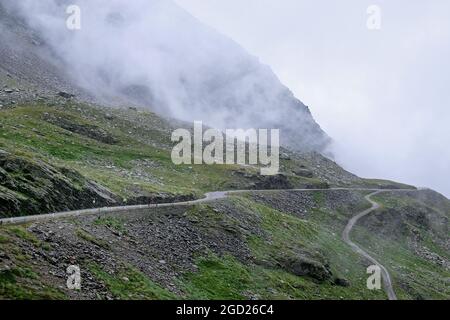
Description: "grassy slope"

(0, 184), (447, 300)
(0, 102), (334, 215)
(0, 225), (66, 299)
(0, 102), (237, 197)
(0, 191), (391, 300)
(1, 102), (447, 300)
(181, 195), (386, 300)
(352, 193), (450, 300)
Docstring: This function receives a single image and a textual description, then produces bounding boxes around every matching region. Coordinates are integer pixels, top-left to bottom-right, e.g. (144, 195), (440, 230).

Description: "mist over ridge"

(172, 0), (450, 197)
(2, 0), (331, 153)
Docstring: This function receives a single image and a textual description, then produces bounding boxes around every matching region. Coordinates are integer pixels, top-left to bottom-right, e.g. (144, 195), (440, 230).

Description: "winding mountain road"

(0, 187), (417, 300)
(342, 191), (398, 300)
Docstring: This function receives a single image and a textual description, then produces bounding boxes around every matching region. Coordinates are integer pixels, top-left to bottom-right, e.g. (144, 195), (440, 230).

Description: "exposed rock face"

(277, 256), (333, 282)
(334, 278), (351, 287)
(125, 194), (195, 206)
(43, 113), (118, 145)
(293, 168), (314, 178)
(0, 150), (120, 217)
(231, 172), (294, 190)
(0, 150), (202, 218)
(252, 174), (294, 190)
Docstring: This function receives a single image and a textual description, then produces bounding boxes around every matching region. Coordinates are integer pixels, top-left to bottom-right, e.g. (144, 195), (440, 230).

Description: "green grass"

(180, 197), (387, 300)
(0, 266), (64, 300)
(0, 102), (334, 207)
(7, 226), (40, 245)
(0, 234), (9, 244)
(352, 225), (450, 299)
(351, 193), (450, 300)
(242, 198), (386, 299)
(94, 216), (127, 234)
(0, 227), (66, 300)
(76, 228), (110, 249)
(181, 252), (386, 300)
(89, 263), (176, 300)
(361, 178), (416, 190)
(182, 254), (251, 300)
(313, 191), (325, 206)
(241, 199), (320, 264)
(2, 226), (54, 252)
(0, 103), (219, 198)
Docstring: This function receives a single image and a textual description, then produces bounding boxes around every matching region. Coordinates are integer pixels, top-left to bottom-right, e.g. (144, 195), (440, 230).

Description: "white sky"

(176, 0), (450, 197)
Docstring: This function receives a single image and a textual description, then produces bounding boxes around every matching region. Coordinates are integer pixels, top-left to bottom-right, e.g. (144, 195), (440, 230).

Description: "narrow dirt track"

(342, 191), (398, 300)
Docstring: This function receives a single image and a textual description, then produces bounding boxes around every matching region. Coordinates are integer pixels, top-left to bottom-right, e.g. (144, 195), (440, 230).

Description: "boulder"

(57, 91), (75, 99)
(277, 256), (332, 282)
(293, 168), (314, 178)
(334, 277), (351, 287)
(253, 173), (293, 190)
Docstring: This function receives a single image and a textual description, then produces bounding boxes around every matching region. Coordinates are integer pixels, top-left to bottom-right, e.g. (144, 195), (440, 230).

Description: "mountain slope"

(0, 0), (448, 301)
(1, 0), (330, 152)
(1, 188), (448, 300)
(0, 4), (93, 106)
(0, 100), (388, 218)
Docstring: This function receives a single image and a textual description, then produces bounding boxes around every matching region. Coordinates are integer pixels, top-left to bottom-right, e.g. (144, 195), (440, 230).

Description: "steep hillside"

(1, 0), (330, 152)
(0, 100), (448, 301)
(0, 4), (93, 107)
(0, 100), (385, 218)
(1, 189), (448, 300)
(354, 192), (450, 299)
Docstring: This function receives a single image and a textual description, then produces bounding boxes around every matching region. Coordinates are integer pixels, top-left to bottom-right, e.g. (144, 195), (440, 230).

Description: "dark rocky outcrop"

(126, 193), (196, 206)
(293, 168), (314, 178)
(57, 91), (75, 99)
(277, 256), (333, 282)
(253, 174), (294, 190)
(0, 150), (120, 217)
(43, 113), (118, 145)
(334, 277), (351, 287)
(232, 170), (293, 190)
(0, 150), (201, 218)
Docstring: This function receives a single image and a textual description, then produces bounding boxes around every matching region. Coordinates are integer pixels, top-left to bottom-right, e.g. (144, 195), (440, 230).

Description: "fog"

(177, 0), (450, 197)
(3, 0), (449, 196)
(3, 0), (329, 152)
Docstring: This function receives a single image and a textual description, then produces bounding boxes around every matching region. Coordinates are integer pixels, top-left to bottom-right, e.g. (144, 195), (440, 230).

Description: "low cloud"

(3, 0), (329, 152)
(176, 0), (450, 196)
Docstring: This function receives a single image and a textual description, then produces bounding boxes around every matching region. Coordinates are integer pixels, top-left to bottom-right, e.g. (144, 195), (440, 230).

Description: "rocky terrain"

(0, 1), (449, 301)
(1, 188), (448, 300)
(0, 100), (410, 218)
(0, 2), (98, 109)
(1, 1), (332, 152)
